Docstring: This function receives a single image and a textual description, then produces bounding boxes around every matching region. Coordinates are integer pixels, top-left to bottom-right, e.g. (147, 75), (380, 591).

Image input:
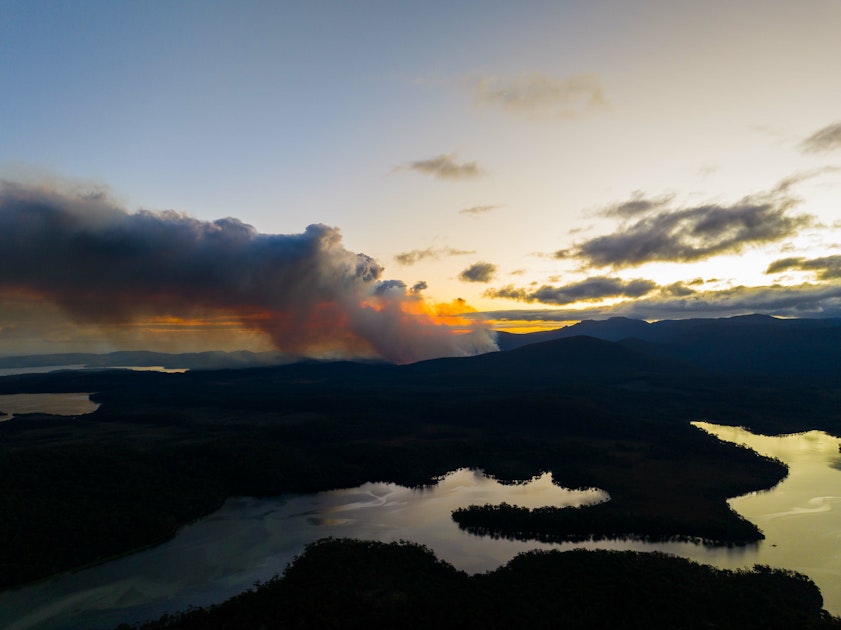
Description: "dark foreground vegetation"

(126, 538), (841, 630)
(1, 316), (840, 624)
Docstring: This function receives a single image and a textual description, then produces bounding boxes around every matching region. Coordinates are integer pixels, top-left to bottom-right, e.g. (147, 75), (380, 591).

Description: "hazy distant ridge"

(0, 350), (291, 371)
(496, 315), (841, 378)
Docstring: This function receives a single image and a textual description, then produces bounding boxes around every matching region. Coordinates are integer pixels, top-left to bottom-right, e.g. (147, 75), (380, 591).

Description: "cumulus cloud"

(401, 153), (484, 180)
(394, 247), (475, 266)
(563, 186), (812, 268)
(459, 204), (500, 216)
(472, 72), (606, 120)
(458, 262), (497, 283)
(800, 122), (841, 154)
(0, 181), (497, 363)
(766, 255), (841, 280)
(484, 276), (658, 305)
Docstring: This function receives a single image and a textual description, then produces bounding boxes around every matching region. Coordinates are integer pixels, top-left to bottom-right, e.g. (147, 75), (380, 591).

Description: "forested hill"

(496, 314), (841, 378)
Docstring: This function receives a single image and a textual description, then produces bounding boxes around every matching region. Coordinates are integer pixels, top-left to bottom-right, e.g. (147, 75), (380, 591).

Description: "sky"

(1, 0), (840, 360)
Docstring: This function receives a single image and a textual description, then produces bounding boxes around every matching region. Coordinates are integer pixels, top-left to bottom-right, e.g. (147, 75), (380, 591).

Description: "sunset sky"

(2, 1), (840, 360)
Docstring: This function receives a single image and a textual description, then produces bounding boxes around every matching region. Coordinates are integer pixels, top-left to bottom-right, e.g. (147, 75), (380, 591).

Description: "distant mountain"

(497, 315), (841, 379)
(0, 350), (292, 372)
(496, 317), (650, 351)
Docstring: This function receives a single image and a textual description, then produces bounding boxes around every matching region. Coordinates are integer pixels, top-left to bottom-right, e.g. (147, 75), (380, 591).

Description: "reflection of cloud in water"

(693, 421), (841, 616)
(7, 451), (841, 628)
(764, 496), (841, 519)
(0, 468), (607, 630)
(307, 517), (352, 526)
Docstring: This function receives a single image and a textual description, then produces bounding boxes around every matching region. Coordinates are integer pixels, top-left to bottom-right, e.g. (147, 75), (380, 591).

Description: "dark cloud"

(569, 190), (811, 268)
(600, 192), (674, 219)
(484, 276), (657, 305)
(403, 153), (483, 180)
(478, 282), (841, 322)
(800, 122), (841, 154)
(459, 204), (500, 215)
(394, 247), (475, 266)
(765, 257), (804, 274)
(766, 255), (841, 280)
(472, 72), (606, 120)
(410, 281), (428, 293)
(660, 282), (697, 297)
(0, 181), (496, 363)
(458, 262), (497, 283)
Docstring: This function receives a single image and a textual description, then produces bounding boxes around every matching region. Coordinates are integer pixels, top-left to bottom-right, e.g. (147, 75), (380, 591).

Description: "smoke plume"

(0, 181), (496, 363)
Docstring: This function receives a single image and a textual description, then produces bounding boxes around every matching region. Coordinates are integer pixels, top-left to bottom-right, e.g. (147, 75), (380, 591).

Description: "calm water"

(0, 393), (99, 421)
(692, 421), (841, 616)
(1, 421), (840, 628)
(0, 470), (608, 629)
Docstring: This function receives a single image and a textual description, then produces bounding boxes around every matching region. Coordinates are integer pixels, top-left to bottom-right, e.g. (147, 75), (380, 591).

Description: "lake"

(0, 470), (608, 629)
(0, 393), (99, 421)
(0, 419), (840, 628)
(692, 421), (841, 616)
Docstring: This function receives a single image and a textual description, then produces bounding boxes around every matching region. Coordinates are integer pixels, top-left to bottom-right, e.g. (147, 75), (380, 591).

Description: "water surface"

(0, 470), (607, 629)
(0, 393), (99, 421)
(692, 421), (841, 615)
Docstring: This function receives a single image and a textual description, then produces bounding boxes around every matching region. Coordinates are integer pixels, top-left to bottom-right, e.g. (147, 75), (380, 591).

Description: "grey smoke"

(0, 181), (497, 363)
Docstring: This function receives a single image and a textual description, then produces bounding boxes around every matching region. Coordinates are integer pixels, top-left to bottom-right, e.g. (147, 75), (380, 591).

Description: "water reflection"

(0, 393), (99, 421)
(2, 422), (841, 628)
(0, 470), (607, 629)
(692, 421), (841, 616)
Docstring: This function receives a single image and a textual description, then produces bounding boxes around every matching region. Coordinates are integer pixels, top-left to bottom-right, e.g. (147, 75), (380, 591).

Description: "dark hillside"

(133, 539), (841, 630)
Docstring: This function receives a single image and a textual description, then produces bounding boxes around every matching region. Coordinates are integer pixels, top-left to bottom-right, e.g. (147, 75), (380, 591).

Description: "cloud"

(766, 255), (841, 280)
(800, 122), (841, 154)
(565, 186), (812, 268)
(659, 281), (697, 297)
(458, 262), (497, 283)
(0, 181), (497, 363)
(394, 247), (475, 266)
(401, 153), (484, 180)
(771, 166), (841, 194)
(478, 281), (841, 322)
(599, 192), (674, 219)
(472, 72), (606, 120)
(459, 204), (500, 216)
(484, 276), (658, 305)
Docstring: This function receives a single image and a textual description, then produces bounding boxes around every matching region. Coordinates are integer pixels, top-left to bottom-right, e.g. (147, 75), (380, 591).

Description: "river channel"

(0, 400), (839, 627)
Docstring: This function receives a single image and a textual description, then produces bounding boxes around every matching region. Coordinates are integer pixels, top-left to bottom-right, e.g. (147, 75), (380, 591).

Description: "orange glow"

(396, 297), (479, 327)
(488, 319), (573, 334)
(0, 286), (494, 363)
